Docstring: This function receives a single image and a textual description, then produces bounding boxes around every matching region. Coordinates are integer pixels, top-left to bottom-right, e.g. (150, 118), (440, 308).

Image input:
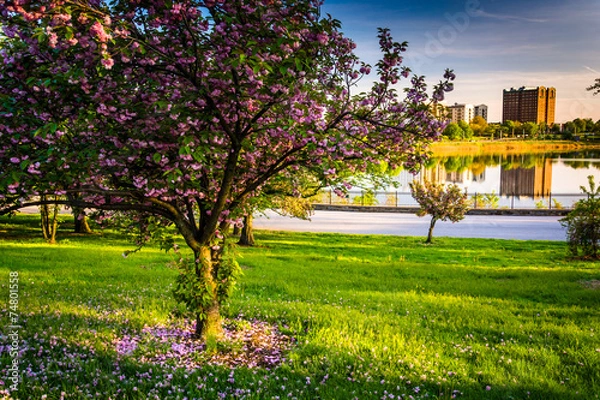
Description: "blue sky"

(321, 0), (600, 123)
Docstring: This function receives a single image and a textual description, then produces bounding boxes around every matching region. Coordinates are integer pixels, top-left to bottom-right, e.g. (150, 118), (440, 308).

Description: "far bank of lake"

(315, 141), (600, 209)
(431, 140), (600, 156)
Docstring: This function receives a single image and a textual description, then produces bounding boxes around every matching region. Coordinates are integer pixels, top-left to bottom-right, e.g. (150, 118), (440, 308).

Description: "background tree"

(538, 121), (548, 136)
(587, 78), (600, 95)
(522, 122), (539, 138)
(484, 123), (498, 139)
(442, 123), (464, 141)
(238, 172), (322, 246)
(564, 121), (579, 135)
(551, 123), (562, 134)
(513, 121), (523, 137)
(0, 1), (454, 339)
(457, 120), (474, 140)
(409, 180), (469, 244)
(469, 115), (487, 136)
(573, 118), (587, 133)
(503, 120), (516, 138)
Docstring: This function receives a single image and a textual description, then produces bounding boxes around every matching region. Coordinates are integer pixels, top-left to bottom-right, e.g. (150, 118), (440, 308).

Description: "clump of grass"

(1, 215), (599, 399)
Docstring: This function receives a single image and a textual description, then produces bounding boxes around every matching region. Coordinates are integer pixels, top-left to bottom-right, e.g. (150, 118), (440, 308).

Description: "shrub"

(560, 175), (600, 258)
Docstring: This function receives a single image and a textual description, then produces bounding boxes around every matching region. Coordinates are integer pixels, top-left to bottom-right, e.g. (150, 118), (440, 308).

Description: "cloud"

(584, 66), (600, 74)
(439, 43), (556, 58)
(470, 9), (548, 23)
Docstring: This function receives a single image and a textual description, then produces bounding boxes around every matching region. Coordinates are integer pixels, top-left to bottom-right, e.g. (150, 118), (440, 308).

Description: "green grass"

(1, 215), (599, 399)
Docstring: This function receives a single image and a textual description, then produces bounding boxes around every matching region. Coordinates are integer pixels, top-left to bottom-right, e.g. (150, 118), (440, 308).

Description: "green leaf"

(153, 153), (162, 163)
(179, 146), (192, 156)
(10, 170), (20, 183)
(192, 151), (205, 163)
(48, 122), (58, 133)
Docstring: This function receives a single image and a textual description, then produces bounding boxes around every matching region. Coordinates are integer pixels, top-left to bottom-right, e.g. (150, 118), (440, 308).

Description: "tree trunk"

(232, 225), (241, 236)
(193, 246), (223, 341)
(73, 211), (93, 234)
(238, 214), (255, 246)
(426, 217), (437, 244)
(67, 194), (93, 234)
(40, 195), (60, 244)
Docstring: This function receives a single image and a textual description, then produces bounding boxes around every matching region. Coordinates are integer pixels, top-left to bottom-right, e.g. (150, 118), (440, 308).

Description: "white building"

(474, 104), (488, 121)
(448, 103), (475, 123)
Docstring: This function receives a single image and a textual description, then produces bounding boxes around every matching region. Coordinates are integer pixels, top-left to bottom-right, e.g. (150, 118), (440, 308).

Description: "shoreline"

(430, 140), (600, 156)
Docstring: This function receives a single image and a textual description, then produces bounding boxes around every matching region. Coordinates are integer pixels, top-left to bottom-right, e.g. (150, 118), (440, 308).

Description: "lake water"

(319, 150), (600, 209)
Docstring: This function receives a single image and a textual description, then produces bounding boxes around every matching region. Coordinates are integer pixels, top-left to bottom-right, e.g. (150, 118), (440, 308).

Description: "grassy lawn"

(1, 215), (599, 399)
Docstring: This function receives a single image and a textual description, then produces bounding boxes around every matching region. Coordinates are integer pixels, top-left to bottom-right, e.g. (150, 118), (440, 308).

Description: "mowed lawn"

(1, 215), (599, 399)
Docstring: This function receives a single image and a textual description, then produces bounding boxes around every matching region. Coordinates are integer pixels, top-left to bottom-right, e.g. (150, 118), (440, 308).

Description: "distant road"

(254, 210), (567, 241)
(16, 206), (566, 241)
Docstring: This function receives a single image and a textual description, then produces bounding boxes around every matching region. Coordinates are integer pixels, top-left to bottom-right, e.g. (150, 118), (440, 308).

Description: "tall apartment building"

(502, 86), (556, 124)
(474, 104), (488, 121)
(448, 103), (474, 123)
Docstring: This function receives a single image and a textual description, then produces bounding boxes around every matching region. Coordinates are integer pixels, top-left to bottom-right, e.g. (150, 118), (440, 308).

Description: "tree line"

(442, 116), (600, 141)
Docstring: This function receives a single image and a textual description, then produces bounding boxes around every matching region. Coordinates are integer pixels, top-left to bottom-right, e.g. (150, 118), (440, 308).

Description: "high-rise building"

(502, 86), (556, 124)
(474, 104), (488, 121)
(448, 103), (474, 123)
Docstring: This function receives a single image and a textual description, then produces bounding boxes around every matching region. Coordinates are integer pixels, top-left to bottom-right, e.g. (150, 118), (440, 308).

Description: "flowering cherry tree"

(0, 0), (454, 339)
(410, 180), (469, 244)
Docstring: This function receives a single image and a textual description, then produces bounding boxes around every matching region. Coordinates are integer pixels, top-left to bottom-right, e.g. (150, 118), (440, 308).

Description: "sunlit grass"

(1, 215), (599, 399)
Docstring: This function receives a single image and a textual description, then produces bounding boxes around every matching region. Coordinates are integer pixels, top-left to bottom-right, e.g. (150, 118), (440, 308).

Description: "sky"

(321, 0), (600, 123)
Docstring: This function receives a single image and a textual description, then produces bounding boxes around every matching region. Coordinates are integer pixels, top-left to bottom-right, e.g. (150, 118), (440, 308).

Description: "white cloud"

(470, 9), (548, 23)
(584, 66), (600, 74)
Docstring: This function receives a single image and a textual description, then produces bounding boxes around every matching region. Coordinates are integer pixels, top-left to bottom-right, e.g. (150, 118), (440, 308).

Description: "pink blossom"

(101, 57), (115, 69)
(90, 21), (110, 43)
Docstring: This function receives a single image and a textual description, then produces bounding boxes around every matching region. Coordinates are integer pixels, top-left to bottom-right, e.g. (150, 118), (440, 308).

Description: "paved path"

(254, 210), (567, 241)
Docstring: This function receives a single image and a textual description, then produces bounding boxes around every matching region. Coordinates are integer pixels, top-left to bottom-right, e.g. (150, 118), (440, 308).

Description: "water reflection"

(409, 150), (600, 197)
(318, 150), (600, 209)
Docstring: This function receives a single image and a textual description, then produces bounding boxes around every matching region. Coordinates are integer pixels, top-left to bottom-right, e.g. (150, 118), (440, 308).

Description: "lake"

(318, 150), (600, 209)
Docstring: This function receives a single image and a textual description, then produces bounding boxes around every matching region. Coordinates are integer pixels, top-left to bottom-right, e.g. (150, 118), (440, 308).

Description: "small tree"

(410, 180), (469, 244)
(560, 175), (600, 259)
